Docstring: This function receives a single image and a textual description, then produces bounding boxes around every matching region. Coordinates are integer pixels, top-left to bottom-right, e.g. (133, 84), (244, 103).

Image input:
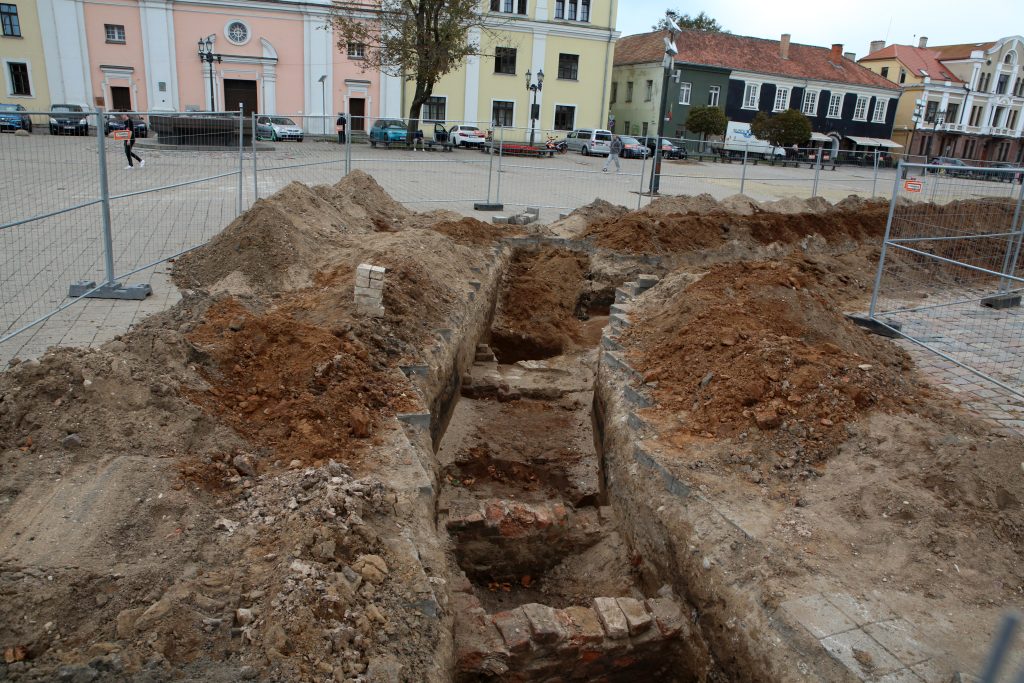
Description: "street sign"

(904, 179), (923, 193)
(112, 130), (131, 140)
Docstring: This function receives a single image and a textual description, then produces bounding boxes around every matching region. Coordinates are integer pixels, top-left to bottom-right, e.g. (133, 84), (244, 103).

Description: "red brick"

(560, 606), (605, 647)
(484, 501), (506, 524)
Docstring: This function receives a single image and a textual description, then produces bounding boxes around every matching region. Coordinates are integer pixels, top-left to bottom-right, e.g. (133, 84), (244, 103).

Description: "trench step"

(454, 588), (689, 682)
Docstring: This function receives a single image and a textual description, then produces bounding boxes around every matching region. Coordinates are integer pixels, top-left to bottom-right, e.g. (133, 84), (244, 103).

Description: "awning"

(873, 138), (903, 148)
(810, 132), (832, 142)
(846, 136), (880, 147)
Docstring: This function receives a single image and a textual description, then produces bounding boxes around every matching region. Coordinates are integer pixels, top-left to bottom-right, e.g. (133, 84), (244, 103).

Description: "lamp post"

(197, 37), (222, 112)
(318, 74), (327, 135)
(650, 12), (681, 194)
(525, 68), (544, 146)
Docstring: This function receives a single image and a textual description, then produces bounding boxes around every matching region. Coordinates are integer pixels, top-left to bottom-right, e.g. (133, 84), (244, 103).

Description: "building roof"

(859, 44), (963, 83)
(615, 30), (899, 90)
(929, 41), (997, 60)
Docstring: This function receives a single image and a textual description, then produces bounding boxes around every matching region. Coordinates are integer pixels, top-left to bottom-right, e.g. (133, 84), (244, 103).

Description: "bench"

(371, 139), (453, 152)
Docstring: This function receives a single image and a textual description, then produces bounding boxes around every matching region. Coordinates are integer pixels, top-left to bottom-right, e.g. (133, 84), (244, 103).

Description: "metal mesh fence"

(869, 161), (1024, 397)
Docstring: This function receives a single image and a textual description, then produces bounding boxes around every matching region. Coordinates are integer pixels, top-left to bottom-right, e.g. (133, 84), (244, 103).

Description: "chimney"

(830, 44), (843, 62)
(918, 36), (928, 48)
(844, 51), (856, 61)
(869, 40), (885, 55)
(780, 33), (791, 60)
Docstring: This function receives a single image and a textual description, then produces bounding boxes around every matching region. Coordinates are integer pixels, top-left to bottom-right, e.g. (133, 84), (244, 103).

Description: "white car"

(255, 116), (304, 142)
(448, 124), (486, 148)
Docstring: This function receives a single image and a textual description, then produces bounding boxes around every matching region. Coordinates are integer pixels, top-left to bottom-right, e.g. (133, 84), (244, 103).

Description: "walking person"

(121, 114), (144, 170)
(336, 112), (347, 144)
(603, 134), (623, 173)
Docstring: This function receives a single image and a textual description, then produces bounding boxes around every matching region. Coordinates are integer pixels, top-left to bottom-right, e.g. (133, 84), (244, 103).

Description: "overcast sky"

(616, 0), (1024, 58)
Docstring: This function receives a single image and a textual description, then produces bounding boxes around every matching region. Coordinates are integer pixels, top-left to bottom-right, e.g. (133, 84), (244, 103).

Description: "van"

(564, 128), (613, 156)
(722, 121), (786, 159)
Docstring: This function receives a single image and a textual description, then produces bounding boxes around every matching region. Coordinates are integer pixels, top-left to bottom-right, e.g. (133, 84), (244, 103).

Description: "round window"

(225, 20), (250, 45)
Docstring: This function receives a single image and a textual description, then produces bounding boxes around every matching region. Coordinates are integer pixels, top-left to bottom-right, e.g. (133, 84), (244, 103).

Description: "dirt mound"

(745, 206), (888, 245)
(490, 247), (588, 362)
(422, 216), (523, 246)
(623, 261), (920, 458)
(328, 169), (411, 229)
(718, 194), (761, 215)
(546, 198), (629, 239)
(760, 196), (829, 214)
(582, 212), (727, 254)
(643, 193), (723, 215)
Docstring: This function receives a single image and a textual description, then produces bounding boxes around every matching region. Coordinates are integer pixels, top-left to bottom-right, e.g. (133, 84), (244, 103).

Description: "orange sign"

(904, 180), (923, 193)
(112, 130), (131, 140)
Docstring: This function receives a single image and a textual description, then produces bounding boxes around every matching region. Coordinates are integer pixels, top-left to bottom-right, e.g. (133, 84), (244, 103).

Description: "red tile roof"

(930, 41), (996, 60)
(616, 30), (899, 91)
(859, 44), (963, 83)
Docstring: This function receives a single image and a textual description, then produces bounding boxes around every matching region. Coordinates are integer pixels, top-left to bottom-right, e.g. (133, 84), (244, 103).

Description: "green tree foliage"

(653, 10), (725, 32)
(332, 0), (485, 140)
(685, 105), (727, 137)
(750, 109), (812, 148)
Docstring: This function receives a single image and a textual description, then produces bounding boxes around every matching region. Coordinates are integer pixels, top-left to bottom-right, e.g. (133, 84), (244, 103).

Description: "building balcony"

(990, 126), (1017, 137)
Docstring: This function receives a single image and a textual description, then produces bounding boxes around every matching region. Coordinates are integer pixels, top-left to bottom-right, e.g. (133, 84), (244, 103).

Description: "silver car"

(255, 116), (304, 142)
(564, 128), (612, 156)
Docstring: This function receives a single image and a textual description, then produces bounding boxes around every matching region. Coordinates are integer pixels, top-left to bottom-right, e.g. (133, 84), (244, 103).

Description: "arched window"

(1004, 50), (1017, 65)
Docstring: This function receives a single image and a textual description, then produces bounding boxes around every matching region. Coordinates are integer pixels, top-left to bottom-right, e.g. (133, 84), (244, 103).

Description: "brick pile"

(354, 263), (385, 316)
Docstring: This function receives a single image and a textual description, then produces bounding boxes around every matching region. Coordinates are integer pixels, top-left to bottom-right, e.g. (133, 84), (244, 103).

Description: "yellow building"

(390, 0), (619, 139)
(1, 0), (51, 117)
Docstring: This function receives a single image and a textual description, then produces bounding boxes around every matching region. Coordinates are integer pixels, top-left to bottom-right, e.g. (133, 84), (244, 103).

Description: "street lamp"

(318, 74), (327, 135)
(910, 98), (946, 160)
(197, 37), (222, 112)
(650, 13), (681, 194)
(525, 68), (544, 146)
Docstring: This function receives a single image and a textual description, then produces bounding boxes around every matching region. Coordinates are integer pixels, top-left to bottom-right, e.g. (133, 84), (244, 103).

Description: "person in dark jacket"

(336, 113), (347, 143)
(121, 114), (144, 169)
(603, 135), (623, 173)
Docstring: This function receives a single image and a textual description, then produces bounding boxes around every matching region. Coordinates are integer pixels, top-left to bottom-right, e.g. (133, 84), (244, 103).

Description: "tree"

(652, 10), (724, 32)
(685, 105), (727, 137)
(750, 109), (812, 148)
(331, 0), (485, 142)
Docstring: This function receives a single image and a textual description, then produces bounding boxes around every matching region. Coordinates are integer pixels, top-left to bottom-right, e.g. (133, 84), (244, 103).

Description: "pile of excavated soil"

(643, 193), (723, 215)
(421, 216), (524, 246)
(490, 247), (588, 363)
(173, 172), (410, 296)
(623, 260), (922, 460)
(546, 198), (630, 239)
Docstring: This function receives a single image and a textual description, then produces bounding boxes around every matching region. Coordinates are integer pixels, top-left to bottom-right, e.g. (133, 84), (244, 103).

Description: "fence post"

(485, 131), (495, 203)
(237, 103), (244, 215)
(996, 174), (1024, 292)
(869, 160), (906, 318)
(871, 150), (880, 198)
(496, 126), (505, 205)
(740, 144), (748, 195)
(251, 112), (259, 202)
(812, 148), (822, 198)
(637, 149), (648, 210)
(67, 109), (152, 300)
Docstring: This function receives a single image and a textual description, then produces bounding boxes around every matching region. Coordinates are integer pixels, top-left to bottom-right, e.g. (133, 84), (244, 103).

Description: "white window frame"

(853, 95), (869, 121)
(104, 23), (126, 43)
(490, 98), (516, 127)
(743, 82), (760, 110)
(827, 92), (842, 118)
(802, 89), (819, 116)
(871, 98), (888, 123)
(707, 85), (720, 107)
(3, 57), (34, 98)
(773, 86), (790, 111)
(347, 43), (365, 59)
(223, 19), (251, 46)
(420, 95), (447, 123)
(678, 81), (691, 105)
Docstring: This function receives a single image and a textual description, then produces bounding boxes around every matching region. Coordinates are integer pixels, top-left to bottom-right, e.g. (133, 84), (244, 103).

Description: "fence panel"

(869, 161), (1024, 396)
(1, 111), (107, 342)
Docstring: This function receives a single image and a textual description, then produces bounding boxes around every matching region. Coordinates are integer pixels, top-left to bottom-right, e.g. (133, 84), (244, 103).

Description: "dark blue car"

(0, 103), (32, 133)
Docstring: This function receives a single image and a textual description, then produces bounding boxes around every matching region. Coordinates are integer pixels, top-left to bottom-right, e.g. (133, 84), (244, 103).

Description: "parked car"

(104, 114), (147, 138)
(640, 136), (686, 160)
(255, 115), (304, 142)
(0, 103), (32, 133)
(448, 124), (486, 148)
(619, 136), (650, 159)
(927, 156), (971, 177)
(49, 104), (90, 136)
(369, 119), (408, 146)
(977, 162), (1022, 183)
(565, 128), (612, 156)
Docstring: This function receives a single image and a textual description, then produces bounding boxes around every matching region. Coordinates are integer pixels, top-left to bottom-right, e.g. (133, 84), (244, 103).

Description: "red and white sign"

(904, 179), (923, 193)
(112, 130), (132, 140)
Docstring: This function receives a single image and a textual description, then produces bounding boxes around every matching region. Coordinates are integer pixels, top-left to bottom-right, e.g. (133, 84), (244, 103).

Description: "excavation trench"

(435, 246), (697, 682)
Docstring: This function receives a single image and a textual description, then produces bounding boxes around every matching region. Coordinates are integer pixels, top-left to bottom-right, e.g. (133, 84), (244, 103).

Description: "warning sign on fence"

(904, 179), (923, 193)
(112, 130), (131, 140)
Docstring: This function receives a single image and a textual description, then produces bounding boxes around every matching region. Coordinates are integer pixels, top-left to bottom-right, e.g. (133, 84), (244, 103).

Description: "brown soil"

(423, 216), (524, 246)
(622, 260), (923, 460)
(490, 247), (589, 362)
(582, 212), (728, 254)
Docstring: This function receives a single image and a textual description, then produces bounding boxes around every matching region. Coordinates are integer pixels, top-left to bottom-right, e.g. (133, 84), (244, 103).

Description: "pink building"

(37, 0), (401, 131)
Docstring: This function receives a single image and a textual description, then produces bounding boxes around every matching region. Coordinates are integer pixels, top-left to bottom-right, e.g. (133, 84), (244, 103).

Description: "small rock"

(350, 407), (372, 438)
(754, 406), (782, 430)
(214, 518), (239, 533)
(288, 459), (302, 469)
(352, 554), (389, 584)
(232, 453), (256, 477)
(61, 433), (84, 449)
(235, 608), (255, 626)
(699, 372), (714, 389)
(133, 596), (172, 631)
(57, 665), (98, 683)
(228, 318), (245, 332)
(858, 364), (873, 371)
(239, 665), (258, 680)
